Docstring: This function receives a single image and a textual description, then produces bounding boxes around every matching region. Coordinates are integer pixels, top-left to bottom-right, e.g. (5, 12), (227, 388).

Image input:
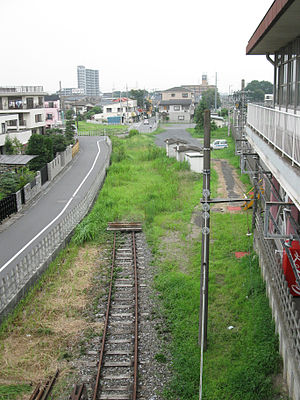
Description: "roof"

(162, 87), (192, 93)
(159, 99), (192, 106)
(185, 152), (203, 157)
(176, 145), (202, 153)
(246, 0), (300, 55)
(44, 94), (60, 101)
(0, 155), (37, 166)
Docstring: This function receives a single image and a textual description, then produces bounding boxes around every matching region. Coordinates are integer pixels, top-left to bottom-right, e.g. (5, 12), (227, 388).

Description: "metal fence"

(0, 138), (112, 320)
(0, 194), (17, 223)
(247, 103), (300, 167)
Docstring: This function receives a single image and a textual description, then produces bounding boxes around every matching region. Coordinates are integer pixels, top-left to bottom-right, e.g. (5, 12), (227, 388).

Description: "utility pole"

(214, 72), (217, 111)
(199, 109), (211, 400)
(199, 109), (211, 349)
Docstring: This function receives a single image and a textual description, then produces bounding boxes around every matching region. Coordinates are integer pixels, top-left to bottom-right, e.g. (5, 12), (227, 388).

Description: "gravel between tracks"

(69, 232), (171, 400)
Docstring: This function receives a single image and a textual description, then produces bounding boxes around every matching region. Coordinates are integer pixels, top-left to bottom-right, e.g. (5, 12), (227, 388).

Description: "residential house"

(44, 95), (61, 128)
(0, 86), (46, 153)
(181, 74), (216, 103)
(94, 98), (138, 123)
(159, 87), (195, 123)
(236, 1), (300, 398)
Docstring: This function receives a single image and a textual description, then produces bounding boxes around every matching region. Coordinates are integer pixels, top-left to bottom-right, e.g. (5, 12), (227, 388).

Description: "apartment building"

(158, 87), (195, 123)
(0, 86), (46, 153)
(77, 65), (100, 97)
(235, 1), (300, 398)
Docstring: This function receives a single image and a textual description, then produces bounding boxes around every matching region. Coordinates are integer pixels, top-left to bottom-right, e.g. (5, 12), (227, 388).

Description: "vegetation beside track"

(0, 126), (284, 399)
(77, 121), (127, 135)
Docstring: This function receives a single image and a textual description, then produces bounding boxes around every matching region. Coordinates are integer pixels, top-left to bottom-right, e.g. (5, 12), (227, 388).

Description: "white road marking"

(0, 140), (102, 273)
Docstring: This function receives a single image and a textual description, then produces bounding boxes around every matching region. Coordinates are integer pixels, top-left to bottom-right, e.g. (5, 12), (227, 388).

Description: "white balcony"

(247, 103), (300, 167)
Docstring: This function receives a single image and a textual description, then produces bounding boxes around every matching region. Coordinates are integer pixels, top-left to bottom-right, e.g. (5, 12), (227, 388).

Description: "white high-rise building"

(77, 65), (100, 97)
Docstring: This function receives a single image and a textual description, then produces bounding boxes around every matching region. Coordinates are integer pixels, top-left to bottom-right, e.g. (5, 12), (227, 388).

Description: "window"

(35, 114), (42, 123)
(276, 38), (300, 109)
(106, 108), (112, 113)
(178, 115), (185, 120)
(182, 93), (188, 98)
(171, 93), (175, 97)
(174, 106), (180, 111)
(47, 114), (53, 120)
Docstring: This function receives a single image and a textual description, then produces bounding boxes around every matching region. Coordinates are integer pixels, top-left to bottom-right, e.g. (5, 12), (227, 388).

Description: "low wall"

(0, 137), (112, 323)
(254, 214), (300, 400)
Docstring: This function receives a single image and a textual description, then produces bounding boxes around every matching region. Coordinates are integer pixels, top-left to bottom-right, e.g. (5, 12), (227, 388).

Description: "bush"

(128, 129), (139, 138)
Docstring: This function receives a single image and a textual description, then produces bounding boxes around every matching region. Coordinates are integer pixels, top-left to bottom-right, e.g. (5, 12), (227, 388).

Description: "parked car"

(211, 139), (228, 149)
(144, 119), (149, 125)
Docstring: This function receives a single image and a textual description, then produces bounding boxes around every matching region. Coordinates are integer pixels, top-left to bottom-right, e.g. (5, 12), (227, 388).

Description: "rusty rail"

(132, 231), (138, 400)
(29, 369), (59, 400)
(92, 232), (117, 400)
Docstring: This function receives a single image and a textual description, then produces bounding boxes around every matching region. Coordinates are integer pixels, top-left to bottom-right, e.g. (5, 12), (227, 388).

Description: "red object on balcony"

(282, 241), (300, 296)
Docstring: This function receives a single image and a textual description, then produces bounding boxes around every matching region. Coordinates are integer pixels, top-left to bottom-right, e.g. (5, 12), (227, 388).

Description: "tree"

(194, 98), (208, 130)
(84, 106), (102, 120)
(26, 134), (53, 171)
(129, 89), (149, 108)
(65, 119), (75, 145)
(201, 88), (221, 109)
(51, 134), (67, 154)
(4, 136), (15, 154)
(65, 109), (74, 119)
(245, 80), (273, 102)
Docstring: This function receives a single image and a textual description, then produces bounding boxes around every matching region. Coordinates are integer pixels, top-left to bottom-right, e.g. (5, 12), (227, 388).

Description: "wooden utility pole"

(199, 109), (211, 350)
(199, 109), (211, 400)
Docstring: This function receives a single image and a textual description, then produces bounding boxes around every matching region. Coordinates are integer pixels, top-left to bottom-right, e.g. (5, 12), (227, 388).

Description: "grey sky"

(1, 0), (274, 94)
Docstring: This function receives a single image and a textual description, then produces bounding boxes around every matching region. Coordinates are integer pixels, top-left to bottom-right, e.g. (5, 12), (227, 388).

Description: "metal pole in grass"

(199, 109), (211, 399)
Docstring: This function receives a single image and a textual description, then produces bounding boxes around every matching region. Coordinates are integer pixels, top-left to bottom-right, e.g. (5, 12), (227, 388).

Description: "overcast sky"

(1, 0), (274, 94)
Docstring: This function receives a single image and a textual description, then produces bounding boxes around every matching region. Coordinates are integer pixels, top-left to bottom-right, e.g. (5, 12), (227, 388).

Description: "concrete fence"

(14, 144), (77, 213)
(0, 137), (112, 322)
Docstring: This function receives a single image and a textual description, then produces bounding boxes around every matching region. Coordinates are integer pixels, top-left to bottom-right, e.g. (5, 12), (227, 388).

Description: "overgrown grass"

(0, 126), (282, 399)
(0, 384), (32, 400)
(72, 127), (281, 399)
(77, 121), (127, 134)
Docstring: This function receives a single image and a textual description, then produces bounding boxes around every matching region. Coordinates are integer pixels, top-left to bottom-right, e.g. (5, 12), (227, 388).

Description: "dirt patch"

(212, 159), (246, 213)
(0, 244), (104, 387)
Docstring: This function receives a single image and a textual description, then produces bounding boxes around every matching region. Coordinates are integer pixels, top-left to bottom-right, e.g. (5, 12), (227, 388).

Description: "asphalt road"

(0, 136), (110, 278)
(154, 123), (203, 148)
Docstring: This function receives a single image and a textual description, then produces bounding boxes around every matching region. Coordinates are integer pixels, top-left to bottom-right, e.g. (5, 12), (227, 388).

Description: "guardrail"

(0, 137), (112, 322)
(247, 103), (300, 167)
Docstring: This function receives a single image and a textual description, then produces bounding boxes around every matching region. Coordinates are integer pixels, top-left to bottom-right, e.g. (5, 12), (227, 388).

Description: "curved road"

(0, 136), (110, 279)
(154, 123), (202, 148)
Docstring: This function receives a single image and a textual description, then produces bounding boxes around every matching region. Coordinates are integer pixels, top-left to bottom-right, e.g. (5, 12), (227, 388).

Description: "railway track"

(72, 222), (142, 400)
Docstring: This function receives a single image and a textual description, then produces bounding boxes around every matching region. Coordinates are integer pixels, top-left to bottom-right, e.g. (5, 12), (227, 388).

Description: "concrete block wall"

(24, 171), (42, 203)
(254, 234), (300, 400)
(0, 138), (112, 323)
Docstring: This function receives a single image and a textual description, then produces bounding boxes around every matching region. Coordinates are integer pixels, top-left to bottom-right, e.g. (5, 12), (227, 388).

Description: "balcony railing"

(0, 86), (44, 93)
(247, 103), (300, 168)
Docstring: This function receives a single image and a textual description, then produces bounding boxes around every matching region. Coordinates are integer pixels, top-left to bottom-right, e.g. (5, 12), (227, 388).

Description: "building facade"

(234, 1), (300, 398)
(94, 98), (138, 123)
(44, 95), (61, 128)
(77, 65), (100, 97)
(158, 87), (195, 123)
(0, 86), (46, 153)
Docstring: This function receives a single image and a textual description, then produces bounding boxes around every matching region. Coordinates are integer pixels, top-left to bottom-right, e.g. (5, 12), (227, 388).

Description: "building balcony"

(245, 103), (300, 210)
(247, 103), (300, 168)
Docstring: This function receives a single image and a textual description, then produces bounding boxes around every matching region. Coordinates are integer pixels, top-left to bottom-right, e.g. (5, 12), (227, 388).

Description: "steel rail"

(92, 232), (117, 400)
(29, 369), (59, 400)
(132, 231), (138, 400)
